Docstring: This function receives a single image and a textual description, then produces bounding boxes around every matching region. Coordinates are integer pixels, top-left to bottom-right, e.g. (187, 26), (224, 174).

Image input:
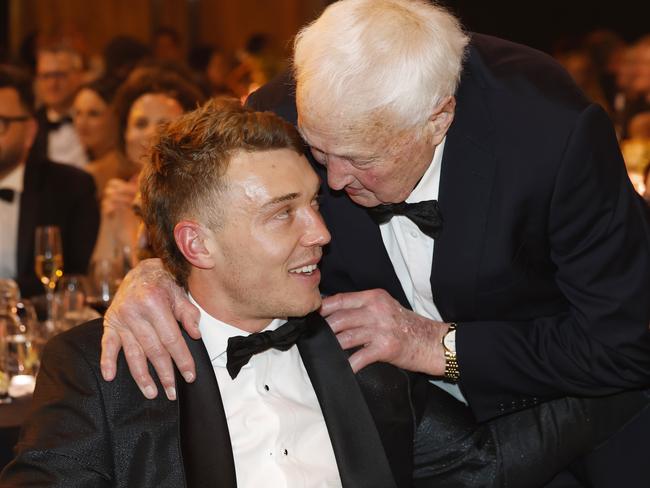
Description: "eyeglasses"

(0, 115), (30, 135)
(36, 71), (74, 81)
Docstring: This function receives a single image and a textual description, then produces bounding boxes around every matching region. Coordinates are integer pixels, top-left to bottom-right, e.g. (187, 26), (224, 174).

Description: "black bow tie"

(46, 115), (73, 131)
(226, 317), (308, 379)
(0, 188), (15, 203)
(366, 200), (443, 239)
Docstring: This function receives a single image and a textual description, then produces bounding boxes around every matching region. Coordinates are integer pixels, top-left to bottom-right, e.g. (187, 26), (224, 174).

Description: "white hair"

(294, 0), (469, 132)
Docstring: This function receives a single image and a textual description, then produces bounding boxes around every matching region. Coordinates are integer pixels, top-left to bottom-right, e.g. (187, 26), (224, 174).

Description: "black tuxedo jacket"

(247, 33), (650, 421)
(15, 156), (99, 298)
(1, 314), (513, 487)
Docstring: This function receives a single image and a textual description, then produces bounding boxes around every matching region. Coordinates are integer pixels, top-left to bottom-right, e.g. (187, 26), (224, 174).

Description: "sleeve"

(62, 171), (100, 276)
(0, 331), (113, 487)
(456, 104), (650, 421)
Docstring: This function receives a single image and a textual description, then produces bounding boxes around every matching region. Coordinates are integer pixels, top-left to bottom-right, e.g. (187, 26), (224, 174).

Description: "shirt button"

(410, 230), (419, 238)
(283, 449), (288, 456)
(264, 384), (270, 391)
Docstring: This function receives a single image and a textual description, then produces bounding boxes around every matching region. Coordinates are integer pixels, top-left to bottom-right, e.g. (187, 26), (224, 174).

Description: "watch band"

(443, 323), (460, 383)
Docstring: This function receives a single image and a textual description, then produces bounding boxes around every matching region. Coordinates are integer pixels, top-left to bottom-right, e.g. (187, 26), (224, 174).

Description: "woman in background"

(92, 68), (204, 269)
(73, 76), (136, 199)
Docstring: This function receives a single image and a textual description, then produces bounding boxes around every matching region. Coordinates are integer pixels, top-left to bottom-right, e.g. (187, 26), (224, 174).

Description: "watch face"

(443, 329), (456, 352)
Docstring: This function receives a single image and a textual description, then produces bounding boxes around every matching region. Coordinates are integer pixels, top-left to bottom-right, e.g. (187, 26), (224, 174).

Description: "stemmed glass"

(34, 226), (63, 327)
(87, 258), (123, 315)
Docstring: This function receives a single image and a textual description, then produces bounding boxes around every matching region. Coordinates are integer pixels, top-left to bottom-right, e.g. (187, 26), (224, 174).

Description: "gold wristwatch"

(442, 322), (459, 383)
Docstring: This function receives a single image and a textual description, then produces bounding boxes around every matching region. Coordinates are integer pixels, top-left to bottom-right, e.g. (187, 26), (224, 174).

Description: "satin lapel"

(319, 180), (410, 309)
(16, 160), (40, 278)
(177, 328), (237, 488)
(297, 313), (397, 488)
(432, 47), (497, 321)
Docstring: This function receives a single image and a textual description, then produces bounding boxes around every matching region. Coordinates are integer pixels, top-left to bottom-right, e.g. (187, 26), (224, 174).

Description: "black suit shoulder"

(17, 158), (99, 297)
(467, 33), (590, 113)
(2, 320), (183, 487)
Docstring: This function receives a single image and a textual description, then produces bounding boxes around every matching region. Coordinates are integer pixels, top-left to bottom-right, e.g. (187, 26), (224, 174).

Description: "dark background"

(1, 0), (649, 61)
(441, 0), (650, 53)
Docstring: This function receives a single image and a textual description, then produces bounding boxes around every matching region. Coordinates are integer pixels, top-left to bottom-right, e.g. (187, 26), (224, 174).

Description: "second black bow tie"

(367, 200), (443, 239)
(226, 317), (307, 379)
(0, 188), (15, 203)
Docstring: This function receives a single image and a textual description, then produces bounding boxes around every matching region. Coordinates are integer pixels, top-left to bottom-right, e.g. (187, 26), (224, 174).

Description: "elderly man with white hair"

(100, 0), (650, 486)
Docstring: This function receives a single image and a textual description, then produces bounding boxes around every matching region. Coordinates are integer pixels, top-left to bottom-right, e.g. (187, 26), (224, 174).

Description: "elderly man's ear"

(428, 96), (456, 145)
(174, 221), (217, 269)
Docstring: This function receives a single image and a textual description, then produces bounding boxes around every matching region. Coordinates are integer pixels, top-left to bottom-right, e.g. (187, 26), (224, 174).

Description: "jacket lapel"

(297, 313), (398, 488)
(177, 329), (237, 488)
(432, 44), (497, 321)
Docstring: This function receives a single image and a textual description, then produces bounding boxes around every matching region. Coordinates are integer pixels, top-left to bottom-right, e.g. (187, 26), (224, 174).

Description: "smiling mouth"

(288, 263), (318, 275)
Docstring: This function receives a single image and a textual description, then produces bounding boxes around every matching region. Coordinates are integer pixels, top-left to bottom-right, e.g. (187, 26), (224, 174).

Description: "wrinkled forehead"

(298, 106), (413, 158)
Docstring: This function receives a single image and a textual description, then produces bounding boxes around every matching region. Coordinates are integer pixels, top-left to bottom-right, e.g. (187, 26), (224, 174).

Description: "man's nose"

(303, 208), (331, 247)
(326, 156), (354, 191)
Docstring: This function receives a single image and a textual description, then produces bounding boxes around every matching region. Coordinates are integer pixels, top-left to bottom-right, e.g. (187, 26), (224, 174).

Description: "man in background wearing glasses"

(0, 65), (98, 297)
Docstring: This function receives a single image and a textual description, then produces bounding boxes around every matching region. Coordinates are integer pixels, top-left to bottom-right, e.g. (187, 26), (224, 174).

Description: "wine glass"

(87, 258), (123, 314)
(34, 226), (64, 327)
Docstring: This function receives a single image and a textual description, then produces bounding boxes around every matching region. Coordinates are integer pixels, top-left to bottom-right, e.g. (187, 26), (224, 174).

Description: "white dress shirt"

(191, 295), (342, 488)
(46, 109), (88, 168)
(378, 138), (467, 403)
(0, 164), (25, 279)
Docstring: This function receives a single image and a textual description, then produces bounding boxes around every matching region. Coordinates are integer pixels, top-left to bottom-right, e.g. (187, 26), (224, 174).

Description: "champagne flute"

(35, 226), (64, 327)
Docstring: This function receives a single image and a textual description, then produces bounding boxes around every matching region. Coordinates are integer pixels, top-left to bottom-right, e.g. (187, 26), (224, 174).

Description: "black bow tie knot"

(0, 188), (15, 203)
(226, 317), (308, 379)
(367, 200), (443, 239)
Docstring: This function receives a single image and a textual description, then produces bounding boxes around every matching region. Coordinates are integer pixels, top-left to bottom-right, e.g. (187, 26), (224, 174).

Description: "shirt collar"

(405, 137), (446, 204)
(188, 293), (287, 367)
(0, 163), (25, 194)
(46, 108), (73, 124)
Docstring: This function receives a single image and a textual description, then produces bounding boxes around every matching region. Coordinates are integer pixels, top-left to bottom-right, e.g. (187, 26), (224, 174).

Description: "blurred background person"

(557, 49), (612, 114)
(0, 65), (99, 298)
(189, 44), (236, 97)
(152, 27), (185, 65)
(102, 36), (151, 83)
(91, 67), (204, 271)
(31, 44), (87, 168)
(72, 76), (132, 200)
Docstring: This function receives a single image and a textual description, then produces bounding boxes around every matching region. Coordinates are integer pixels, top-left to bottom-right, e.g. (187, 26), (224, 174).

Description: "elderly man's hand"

(320, 289), (449, 375)
(101, 258), (201, 400)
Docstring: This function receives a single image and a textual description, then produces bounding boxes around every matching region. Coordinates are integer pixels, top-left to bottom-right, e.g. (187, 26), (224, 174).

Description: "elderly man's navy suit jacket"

(247, 33), (650, 422)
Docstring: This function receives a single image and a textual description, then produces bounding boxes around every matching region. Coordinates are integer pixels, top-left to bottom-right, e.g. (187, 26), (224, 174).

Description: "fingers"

(127, 295), (190, 398)
(99, 258), (195, 400)
(325, 307), (371, 334)
(347, 344), (385, 373)
(335, 324), (374, 350)
(120, 327), (159, 399)
(172, 286), (201, 340)
(100, 326), (121, 381)
(320, 290), (379, 316)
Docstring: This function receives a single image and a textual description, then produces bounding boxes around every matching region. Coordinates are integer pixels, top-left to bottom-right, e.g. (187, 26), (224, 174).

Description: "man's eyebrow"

(307, 144), (374, 163)
(262, 192), (300, 208)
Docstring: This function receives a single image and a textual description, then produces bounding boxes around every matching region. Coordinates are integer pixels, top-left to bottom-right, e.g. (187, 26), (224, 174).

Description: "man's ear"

(428, 96), (456, 145)
(174, 220), (215, 270)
